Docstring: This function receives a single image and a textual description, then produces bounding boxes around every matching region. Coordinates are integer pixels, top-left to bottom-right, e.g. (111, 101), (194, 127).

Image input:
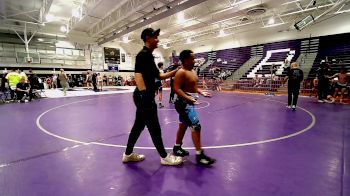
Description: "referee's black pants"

(317, 80), (328, 100)
(288, 84), (300, 106)
(125, 91), (168, 158)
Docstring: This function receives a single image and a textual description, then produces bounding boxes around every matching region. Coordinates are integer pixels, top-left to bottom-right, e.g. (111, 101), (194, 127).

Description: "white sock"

(175, 144), (181, 147)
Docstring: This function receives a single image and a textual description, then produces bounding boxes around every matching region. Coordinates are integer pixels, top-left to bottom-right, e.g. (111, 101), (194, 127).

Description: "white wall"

(163, 13), (350, 56)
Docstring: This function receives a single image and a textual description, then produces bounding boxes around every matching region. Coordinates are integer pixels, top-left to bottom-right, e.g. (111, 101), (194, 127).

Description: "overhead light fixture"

(123, 35), (130, 43)
(45, 14), (55, 22)
(37, 38), (44, 41)
(60, 25), (67, 32)
(177, 12), (185, 24)
(185, 37), (193, 44)
(218, 29), (227, 37)
(72, 9), (81, 18)
(262, 15), (285, 28)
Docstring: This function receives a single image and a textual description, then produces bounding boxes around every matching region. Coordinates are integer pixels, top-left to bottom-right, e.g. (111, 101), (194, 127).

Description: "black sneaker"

(196, 151), (216, 166)
(173, 145), (189, 157)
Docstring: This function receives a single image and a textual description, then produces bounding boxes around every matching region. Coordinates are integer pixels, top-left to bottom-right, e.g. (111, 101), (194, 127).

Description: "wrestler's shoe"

(173, 145), (190, 157)
(196, 151), (216, 166)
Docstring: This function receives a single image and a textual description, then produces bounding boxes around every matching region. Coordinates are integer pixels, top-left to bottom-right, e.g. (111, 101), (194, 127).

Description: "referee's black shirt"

(134, 46), (160, 97)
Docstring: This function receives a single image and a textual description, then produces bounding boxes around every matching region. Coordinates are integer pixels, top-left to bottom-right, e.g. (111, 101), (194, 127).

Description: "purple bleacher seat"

(307, 33), (350, 79)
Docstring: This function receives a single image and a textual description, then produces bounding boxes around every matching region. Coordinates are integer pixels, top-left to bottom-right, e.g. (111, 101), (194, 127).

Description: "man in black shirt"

(92, 72), (97, 91)
(316, 62), (329, 102)
(16, 77), (32, 102)
(284, 62), (303, 111)
(122, 28), (183, 166)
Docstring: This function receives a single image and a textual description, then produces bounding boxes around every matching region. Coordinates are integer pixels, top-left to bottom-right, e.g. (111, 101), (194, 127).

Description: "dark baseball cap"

(141, 28), (160, 42)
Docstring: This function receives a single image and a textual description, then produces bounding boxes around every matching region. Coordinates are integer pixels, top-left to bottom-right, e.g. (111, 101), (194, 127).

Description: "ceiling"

(0, 0), (349, 47)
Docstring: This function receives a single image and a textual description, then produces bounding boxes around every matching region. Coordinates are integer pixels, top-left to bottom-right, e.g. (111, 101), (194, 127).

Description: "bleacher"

(255, 51), (290, 75)
(308, 33), (350, 79)
(200, 46), (251, 78)
(241, 40), (301, 79)
(0, 42), (88, 72)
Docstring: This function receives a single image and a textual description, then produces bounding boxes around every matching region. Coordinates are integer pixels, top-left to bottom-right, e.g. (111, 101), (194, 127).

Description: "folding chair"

(0, 91), (5, 103)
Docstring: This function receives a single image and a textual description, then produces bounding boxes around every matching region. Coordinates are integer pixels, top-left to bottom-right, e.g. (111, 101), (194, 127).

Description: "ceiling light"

(177, 12), (185, 24)
(218, 29), (227, 37)
(60, 25), (67, 32)
(37, 38), (44, 42)
(186, 37), (192, 44)
(123, 35), (129, 43)
(45, 14), (55, 22)
(268, 17), (275, 25)
(72, 9), (81, 18)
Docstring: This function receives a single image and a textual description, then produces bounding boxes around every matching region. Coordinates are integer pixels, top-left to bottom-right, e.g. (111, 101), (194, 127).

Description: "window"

(56, 48), (64, 55)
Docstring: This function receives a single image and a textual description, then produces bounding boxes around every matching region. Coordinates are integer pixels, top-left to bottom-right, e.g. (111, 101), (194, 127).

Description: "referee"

(122, 28), (183, 166)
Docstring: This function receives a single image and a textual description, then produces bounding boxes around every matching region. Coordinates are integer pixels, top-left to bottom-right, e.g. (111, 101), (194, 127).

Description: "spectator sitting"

(253, 75), (260, 87)
(311, 78), (318, 97)
(16, 77), (32, 102)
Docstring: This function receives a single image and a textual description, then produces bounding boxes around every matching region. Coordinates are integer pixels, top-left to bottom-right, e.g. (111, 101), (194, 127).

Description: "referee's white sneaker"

(160, 153), (183, 166)
(122, 153), (145, 163)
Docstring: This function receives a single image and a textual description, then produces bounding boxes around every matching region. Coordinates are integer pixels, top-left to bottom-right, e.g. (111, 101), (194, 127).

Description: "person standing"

(316, 62), (330, 102)
(97, 73), (103, 91)
(284, 62), (304, 111)
(52, 74), (58, 89)
(155, 62), (164, 108)
(92, 72), (98, 91)
(122, 28), (183, 166)
(329, 67), (349, 103)
(5, 69), (21, 100)
(58, 69), (69, 96)
(85, 71), (93, 90)
(172, 50), (216, 166)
